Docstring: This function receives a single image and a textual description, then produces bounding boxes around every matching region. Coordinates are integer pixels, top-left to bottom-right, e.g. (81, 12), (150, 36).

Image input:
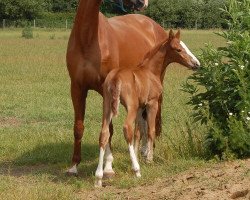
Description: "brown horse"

(95, 30), (200, 187)
(66, 0), (167, 175)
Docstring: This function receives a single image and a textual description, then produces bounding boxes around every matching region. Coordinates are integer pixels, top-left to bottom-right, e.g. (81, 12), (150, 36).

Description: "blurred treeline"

(0, 0), (227, 28)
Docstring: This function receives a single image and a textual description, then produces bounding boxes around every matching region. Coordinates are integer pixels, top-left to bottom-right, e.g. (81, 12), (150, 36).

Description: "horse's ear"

(175, 29), (181, 39)
(169, 29), (174, 41)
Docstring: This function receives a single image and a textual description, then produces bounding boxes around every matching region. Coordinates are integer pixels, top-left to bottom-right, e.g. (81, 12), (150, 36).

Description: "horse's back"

(107, 14), (167, 68)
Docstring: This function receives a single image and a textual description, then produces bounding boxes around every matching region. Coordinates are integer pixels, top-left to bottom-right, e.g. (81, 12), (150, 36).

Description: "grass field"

(0, 28), (225, 199)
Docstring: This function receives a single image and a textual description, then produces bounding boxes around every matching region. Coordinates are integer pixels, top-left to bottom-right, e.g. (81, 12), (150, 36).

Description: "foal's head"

(163, 30), (200, 69)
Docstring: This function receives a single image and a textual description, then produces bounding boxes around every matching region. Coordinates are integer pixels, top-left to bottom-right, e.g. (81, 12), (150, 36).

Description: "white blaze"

(180, 41), (200, 66)
(144, 0), (148, 7)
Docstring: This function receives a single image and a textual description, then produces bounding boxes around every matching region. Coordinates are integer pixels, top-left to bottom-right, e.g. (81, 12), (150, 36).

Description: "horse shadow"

(0, 142), (99, 183)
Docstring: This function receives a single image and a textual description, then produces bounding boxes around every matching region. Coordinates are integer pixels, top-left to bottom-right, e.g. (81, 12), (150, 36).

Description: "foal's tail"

(108, 78), (122, 117)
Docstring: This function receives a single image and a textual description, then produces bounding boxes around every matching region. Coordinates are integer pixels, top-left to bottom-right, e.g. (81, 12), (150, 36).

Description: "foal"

(95, 30), (200, 187)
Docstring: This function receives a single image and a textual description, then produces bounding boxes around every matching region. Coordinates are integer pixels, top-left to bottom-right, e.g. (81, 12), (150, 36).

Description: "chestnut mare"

(95, 30), (200, 187)
(66, 0), (167, 175)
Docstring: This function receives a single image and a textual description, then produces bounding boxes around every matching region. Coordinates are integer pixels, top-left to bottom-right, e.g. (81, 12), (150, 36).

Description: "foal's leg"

(124, 107), (141, 177)
(103, 123), (115, 178)
(134, 109), (143, 159)
(95, 97), (113, 187)
(146, 100), (158, 163)
(67, 84), (88, 175)
(95, 120), (111, 187)
(139, 116), (148, 158)
(134, 112), (148, 159)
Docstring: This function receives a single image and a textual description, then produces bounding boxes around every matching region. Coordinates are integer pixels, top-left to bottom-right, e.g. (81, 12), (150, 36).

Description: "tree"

(45, 0), (78, 12)
(0, 0), (46, 20)
(142, 0), (227, 28)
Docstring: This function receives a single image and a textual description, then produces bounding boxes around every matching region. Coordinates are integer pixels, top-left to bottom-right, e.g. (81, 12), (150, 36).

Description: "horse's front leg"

(67, 83), (88, 175)
(137, 109), (148, 158)
(146, 100), (158, 163)
(134, 109), (146, 159)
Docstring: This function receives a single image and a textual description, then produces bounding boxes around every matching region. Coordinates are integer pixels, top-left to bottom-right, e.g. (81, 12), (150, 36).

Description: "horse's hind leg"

(103, 122), (115, 178)
(95, 111), (112, 187)
(67, 84), (88, 175)
(123, 108), (141, 177)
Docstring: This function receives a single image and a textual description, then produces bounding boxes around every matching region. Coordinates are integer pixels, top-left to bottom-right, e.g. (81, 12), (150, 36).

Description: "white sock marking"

(67, 164), (78, 174)
(104, 144), (115, 174)
(129, 144), (140, 173)
(95, 148), (105, 179)
(180, 41), (200, 66)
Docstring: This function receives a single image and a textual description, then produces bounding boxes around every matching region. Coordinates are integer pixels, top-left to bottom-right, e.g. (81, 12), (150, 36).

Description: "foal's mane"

(137, 37), (168, 68)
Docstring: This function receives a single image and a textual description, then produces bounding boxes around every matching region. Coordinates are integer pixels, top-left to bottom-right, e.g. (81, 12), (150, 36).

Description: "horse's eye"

(176, 49), (182, 53)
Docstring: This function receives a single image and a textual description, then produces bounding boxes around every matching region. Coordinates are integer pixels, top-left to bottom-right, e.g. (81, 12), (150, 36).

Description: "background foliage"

(0, 0), (228, 29)
(142, 0), (227, 28)
(183, 0), (250, 159)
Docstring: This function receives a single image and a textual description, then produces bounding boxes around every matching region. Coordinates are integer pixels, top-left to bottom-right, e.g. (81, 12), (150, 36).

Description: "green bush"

(182, 0), (250, 159)
(22, 26), (33, 39)
(36, 12), (75, 28)
(142, 0), (227, 29)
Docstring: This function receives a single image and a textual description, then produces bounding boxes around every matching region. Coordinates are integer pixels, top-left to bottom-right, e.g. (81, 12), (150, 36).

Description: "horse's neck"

(74, 0), (102, 45)
(143, 50), (166, 78)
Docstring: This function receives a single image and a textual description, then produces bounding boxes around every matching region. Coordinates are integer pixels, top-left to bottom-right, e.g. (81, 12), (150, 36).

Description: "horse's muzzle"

(135, 0), (146, 11)
(188, 59), (201, 70)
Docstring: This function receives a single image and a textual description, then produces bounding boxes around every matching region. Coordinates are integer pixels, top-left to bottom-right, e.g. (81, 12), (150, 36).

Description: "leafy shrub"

(182, 0), (250, 159)
(142, 0), (227, 29)
(22, 26), (33, 39)
(36, 12), (75, 29)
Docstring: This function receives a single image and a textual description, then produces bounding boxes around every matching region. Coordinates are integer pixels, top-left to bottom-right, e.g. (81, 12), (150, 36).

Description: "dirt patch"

(0, 117), (22, 128)
(79, 159), (250, 200)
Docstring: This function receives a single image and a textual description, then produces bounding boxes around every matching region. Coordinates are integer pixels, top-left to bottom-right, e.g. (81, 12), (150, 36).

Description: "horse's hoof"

(103, 171), (115, 179)
(145, 159), (153, 164)
(135, 170), (141, 178)
(65, 171), (78, 177)
(94, 179), (103, 188)
(66, 164), (78, 176)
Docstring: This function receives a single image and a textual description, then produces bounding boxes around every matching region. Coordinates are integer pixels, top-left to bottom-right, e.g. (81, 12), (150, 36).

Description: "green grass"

(0, 28), (225, 199)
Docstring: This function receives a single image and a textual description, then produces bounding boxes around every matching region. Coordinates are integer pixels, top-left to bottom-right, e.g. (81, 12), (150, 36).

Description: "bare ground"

(79, 159), (250, 200)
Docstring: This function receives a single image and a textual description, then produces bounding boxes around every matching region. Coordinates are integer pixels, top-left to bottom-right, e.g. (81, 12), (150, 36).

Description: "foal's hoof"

(103, 171), (115, 179)
(135, 170), (141, 178)
(94, 179), (103, 188)
(145, 158), (153, 164)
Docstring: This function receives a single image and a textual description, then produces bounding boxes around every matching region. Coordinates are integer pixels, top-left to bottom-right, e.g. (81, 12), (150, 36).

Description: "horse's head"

(113, 0), (148, 11)
(164, 30), (200, 70)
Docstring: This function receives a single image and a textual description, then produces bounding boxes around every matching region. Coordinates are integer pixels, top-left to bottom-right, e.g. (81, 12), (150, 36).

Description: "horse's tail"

(108, 78), (121, 117)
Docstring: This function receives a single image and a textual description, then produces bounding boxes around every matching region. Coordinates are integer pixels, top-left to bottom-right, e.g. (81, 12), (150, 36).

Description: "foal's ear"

(169, 29), (174, 41)
(175, 29), (181, 39)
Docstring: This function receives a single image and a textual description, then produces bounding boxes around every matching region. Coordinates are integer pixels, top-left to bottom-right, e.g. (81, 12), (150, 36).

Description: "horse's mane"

(137, 36), (168, 68)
